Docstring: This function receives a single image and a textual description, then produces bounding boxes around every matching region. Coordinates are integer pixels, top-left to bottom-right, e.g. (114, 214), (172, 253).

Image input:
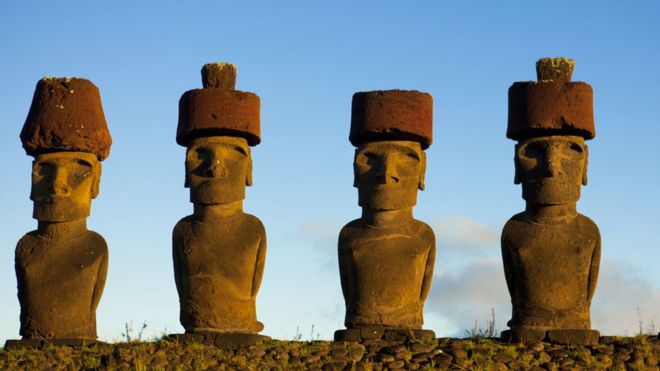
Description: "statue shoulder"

(502, 212), (527, 241)
(241, 213), (266, 235)
(338, 219), (362, 241)
(411, 219), (435, 240)
(84, 230), (108, 251)
(15, 231), (39, 258)
(173, 215), (195, 237)
(576, 213), (601, 239)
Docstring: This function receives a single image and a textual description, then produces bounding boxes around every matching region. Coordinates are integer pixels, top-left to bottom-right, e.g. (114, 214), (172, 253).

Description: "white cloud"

(591, 260), (660, 336)
(426, 258), (511, 337)
(295, 217), (660, 338)
(430, 217), (500, 253)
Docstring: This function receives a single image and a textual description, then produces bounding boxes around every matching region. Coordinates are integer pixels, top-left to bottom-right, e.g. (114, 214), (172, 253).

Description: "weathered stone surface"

(173, 137), (266, 334)
(350, 90), (433, 149)
(4, 338), (105, 349)
(546, 329), (600, 345)
(173, 64), (266, 338)
(3, 337), (659, 369)
(536, 57), (575, 83)
(334, 328), (435, 342)
(165, 332), (270, 346)
(201, 62), (236, 89)
(502, 58), (600, 345)
(21, 78), (112, 161)
(16, 153), (108, 339)
(338, 90), (435, 341)
(501, 328), (545, 343)
(507, 58), (594, 140)
(14, 79), (111, 343)
(177, 63), (260, 146)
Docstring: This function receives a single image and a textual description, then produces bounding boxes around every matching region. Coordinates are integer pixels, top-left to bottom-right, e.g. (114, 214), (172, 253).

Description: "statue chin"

(522, 180), (581, 205)
(190, 184), (245, 205)
(358, 188), (417, 211)
(33, 199), (90, 222)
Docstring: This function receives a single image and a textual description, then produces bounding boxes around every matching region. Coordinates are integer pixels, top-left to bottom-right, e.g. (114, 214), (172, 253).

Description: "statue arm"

(420, 238), (436, 302)
(251, 231), (267, 298)
(501, 231), (516, 300)
(91, 244), (108, 311)
(587, 232), (601, 303)
(172, 227), (184, 298)
(338, 232), (350, 303)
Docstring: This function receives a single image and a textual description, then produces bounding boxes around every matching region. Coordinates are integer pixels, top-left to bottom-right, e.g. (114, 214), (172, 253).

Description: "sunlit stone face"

(354, 140), (425, 210)
(185, 136), (252, 205)
(515, 135), (588, 205)
(30, 152), (100, 222)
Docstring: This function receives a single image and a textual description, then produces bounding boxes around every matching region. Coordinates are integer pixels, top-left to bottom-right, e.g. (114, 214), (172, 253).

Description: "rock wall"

(1, 336), (658, 370)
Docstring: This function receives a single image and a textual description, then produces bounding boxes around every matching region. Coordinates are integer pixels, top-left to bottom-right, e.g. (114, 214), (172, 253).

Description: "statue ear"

(353, 149), (359, 188)
(91, 163), (102, 199)
(246, 154), (253, 187)
(184, 159), (190, 188)
(418, 151), (426, 191)
(514, 144), (522, 184)
(582, 144), (589, 186)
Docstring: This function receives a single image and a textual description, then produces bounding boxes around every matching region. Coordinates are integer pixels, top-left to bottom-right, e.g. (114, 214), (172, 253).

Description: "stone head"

(185, 136), (252, 204)
(30, 151), (101, 222)
(354, 140), (426, 210)
(515, 135), (588, 205)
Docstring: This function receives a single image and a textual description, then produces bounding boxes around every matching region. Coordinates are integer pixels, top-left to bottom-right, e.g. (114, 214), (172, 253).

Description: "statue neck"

(37, 219), (88, 237)
(194, 201), (244, 220)
(361, 207), (413, 227)
(525, 202), (577, 222)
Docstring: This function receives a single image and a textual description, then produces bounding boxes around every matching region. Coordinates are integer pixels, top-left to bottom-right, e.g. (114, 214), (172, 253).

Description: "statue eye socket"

(569, 142), (584, 153)
(191, 147), (211, 161)
(405, 152), (420, 161)
(34, 162), (53, 177)
(523, 142), (544, 158)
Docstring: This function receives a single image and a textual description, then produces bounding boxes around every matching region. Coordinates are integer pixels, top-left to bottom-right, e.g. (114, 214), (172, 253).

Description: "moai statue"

(501, 58), (601, 345)
(335, 90), (436, 342)
(171, 63), (268, 346)
(7, 77), (112, 347)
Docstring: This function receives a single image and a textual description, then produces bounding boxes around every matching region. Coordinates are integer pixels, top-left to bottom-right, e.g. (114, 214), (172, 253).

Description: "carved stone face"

(354, 140), (425, 210)
(515, 135), (588, 205)
(30, 152), (100, 222)
(185, 136), (252, 205)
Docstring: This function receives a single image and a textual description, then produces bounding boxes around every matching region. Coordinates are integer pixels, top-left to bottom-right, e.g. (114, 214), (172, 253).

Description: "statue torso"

(15, 230), (108, 339)
(173, 212), (266, 332)
(502, 213), (600, 328)
(338, 219), (435, 328)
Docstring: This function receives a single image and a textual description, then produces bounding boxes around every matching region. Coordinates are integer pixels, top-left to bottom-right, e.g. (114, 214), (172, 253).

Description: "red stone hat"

(21, 77), (112, 161)
(350, 89), (433, 149)
(508, 58), (595, 140)
(177, 63), (261, 147)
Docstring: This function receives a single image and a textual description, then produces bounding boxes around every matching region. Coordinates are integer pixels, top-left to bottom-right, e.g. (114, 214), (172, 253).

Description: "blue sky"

(0, 1), (658, 343)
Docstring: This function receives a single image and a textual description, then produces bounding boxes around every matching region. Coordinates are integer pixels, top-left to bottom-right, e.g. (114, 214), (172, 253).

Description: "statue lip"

(525, 179), (576, 186)
(35, 196), (70, 204)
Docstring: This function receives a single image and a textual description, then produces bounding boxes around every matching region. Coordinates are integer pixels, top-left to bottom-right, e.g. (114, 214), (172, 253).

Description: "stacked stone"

(337, 89), (436, 342)
(177, 62), (260, 146)
(3, 336), (659, 369)
(501, 58), (601, 346)
(507, 58), (595, 140)
(9, 77), (112, 347)
(172, 62), (268, 345)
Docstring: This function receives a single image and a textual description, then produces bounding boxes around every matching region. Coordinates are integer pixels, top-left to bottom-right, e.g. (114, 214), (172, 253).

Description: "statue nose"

(374, 160), (399, 184)
(203, 159), (227, 178)
(50, 169), (71, 195)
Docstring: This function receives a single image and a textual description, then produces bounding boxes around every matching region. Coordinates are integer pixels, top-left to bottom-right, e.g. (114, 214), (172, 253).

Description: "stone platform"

(166, 332), (271, 346)
(4, 338), (104, 349)
(334, 327), (435, 342)
(501, 328), (600, 345)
